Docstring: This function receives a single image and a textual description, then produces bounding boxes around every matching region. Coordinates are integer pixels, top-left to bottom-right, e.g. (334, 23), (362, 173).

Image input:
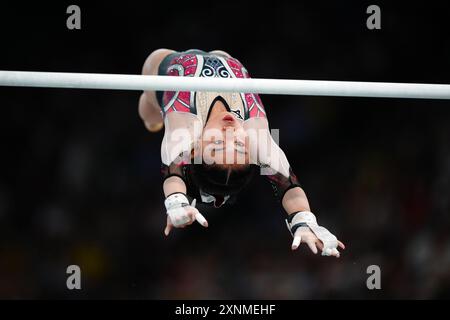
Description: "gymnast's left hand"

(287, 211), (345, 258)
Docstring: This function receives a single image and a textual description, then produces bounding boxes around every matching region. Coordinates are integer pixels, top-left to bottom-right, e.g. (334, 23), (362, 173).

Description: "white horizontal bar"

(1, 70), (450, 99)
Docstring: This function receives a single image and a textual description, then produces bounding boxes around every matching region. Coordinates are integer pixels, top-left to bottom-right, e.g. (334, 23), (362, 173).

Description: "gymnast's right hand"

(163, 193), (208, 236)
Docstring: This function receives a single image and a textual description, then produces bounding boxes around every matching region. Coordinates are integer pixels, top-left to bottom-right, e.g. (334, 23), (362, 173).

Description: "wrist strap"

(164, 193), (189, 212)
(285, 211), (317, 236)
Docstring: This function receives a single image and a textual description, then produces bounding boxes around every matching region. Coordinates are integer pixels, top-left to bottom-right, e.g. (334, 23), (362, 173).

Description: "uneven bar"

(1, 70), (450, 99)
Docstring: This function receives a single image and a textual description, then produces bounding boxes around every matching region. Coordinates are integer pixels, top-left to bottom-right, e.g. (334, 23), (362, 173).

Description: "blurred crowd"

(0, 2), (449, 299)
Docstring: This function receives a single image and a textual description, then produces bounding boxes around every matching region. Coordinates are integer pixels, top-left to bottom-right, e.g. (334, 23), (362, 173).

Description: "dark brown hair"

(188, 163), (257, 196)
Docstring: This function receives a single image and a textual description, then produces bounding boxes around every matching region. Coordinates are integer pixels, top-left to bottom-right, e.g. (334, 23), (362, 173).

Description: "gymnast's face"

(201, 108), (250, 166)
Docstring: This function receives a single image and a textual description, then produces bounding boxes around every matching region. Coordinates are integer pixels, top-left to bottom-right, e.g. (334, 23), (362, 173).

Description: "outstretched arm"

(243, 117), (345, 257)
(255, 127), (345, 257)
(159, 112), (207, 236)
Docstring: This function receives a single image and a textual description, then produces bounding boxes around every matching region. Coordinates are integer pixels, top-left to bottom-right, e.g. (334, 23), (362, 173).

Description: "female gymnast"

(138, 49), (345, 257)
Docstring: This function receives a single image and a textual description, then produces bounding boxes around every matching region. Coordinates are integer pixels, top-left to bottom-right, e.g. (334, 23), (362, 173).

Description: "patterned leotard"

(157, 49), (266, 123)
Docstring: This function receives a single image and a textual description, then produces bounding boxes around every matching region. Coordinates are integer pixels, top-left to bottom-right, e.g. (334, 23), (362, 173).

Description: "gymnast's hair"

(188, 163), (258, 197)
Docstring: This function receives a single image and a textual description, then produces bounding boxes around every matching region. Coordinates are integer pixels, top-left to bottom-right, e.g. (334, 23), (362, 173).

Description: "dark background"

(0, 1), (449, 299)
